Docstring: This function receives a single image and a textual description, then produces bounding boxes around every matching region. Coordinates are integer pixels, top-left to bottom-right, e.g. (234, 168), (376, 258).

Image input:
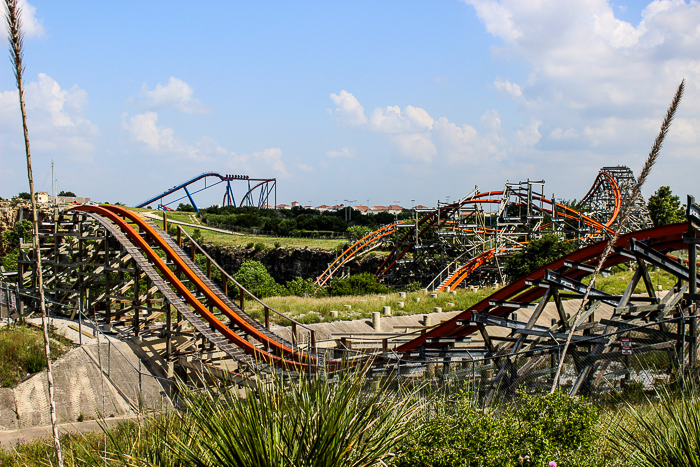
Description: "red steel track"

(396, 222), (689, 353)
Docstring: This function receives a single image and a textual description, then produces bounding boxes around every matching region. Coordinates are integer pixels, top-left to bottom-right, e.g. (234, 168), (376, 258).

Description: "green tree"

(57, 190), (75, 197)
(504, 234), (577, 279)
(177, 203), (196, 212)
(232, 260), (285, 298)
(285, 276), (318, 297)
(15, 192), (30, 200)
(1, 219), (32, 250)
(346, 225), (369, 242)
(647, 185), (684, 226)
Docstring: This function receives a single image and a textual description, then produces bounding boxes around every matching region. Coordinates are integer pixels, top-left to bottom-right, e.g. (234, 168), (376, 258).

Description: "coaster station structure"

(4, 195), (700, 403)
(315, 166), (653, 291)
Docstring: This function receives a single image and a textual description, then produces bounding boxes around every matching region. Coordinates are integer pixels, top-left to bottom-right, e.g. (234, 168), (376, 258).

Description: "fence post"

(291, 322), (297, 346)
(239, 287), (245, 311)
(264, 306), (270, 329)
(177, 226), (182, 247)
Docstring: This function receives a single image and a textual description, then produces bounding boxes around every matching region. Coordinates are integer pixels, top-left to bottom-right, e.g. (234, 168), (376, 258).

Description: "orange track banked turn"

(73, 204), (315, 370)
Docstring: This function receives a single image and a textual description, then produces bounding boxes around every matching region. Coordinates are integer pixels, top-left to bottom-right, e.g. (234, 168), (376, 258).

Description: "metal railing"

(176, 225), (318, 354)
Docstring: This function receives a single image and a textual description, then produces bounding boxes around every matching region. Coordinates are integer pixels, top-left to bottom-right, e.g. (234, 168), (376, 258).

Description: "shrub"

(273, 241), (282, 248)
(191, 228), (203, 243)
(285, 277), (317, 297)
(504, 234), (577, 279)
(397, 390), (600, 467)
(253, 242), (266, 253)
(232, 260), (285, 298)
(328, 273), (388, 297)
(245, 242), (255, 249)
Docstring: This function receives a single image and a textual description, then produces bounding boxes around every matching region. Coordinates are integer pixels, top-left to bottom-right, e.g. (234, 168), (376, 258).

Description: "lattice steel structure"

(580, 166), (653, 234)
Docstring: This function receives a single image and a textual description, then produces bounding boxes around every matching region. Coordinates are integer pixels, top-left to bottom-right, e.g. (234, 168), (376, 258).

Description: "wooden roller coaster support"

(174, 225), (317, 353)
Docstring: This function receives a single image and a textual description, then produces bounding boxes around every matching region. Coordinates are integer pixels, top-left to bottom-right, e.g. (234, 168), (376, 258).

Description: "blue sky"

(1, 0), (699, 209)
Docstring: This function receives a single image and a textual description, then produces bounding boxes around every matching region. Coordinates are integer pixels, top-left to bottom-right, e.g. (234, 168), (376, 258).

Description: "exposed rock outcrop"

(200, 244), (386, 284)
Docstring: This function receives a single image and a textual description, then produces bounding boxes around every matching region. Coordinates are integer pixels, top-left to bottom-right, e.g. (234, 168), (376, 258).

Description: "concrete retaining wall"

(0, 342), (170, 430)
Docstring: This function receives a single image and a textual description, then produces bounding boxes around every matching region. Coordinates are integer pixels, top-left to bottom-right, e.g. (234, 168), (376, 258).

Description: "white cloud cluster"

(330, 90), (367, 126)
(0, 73), (98, 161)
(464, 0), (700, 130)
(329, 90), (530, 164)
(139, 77), (211, 114)
(229, 148), (291, 179)
(122, 111), (292, 178)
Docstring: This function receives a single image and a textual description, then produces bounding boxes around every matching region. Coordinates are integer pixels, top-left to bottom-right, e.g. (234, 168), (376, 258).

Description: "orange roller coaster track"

(315, 169), (628, 290)
(72, 204), (319, 371)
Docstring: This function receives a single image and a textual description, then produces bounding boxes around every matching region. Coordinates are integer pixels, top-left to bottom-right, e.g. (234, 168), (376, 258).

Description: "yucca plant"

(163, 364), (423, 467)
(614, 380), (700, 466)
(83, 363), (423, 467)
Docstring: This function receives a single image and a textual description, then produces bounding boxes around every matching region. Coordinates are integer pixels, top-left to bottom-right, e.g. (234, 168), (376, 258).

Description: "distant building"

(36, 192), (49, 204)
(51, 195), (91, 205)
(315, 204), (331, 212)
(291, 201), (300, 207)
(387, 204), (404, 215)
(276, 204), (291, 209)
(354, 205), (369, 213)
(414, 204), (430, 210)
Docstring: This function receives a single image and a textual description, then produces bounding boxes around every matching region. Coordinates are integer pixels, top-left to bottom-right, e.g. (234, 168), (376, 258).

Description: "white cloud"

(121, 111), (215, 162)
(515, 118), (542, 147)
(368, 105), (434, 133)
(433, 110), (507, 164)
(1, 0), (45, 39)
(139, 77), (211, 114)
(294, 162), (314, 172)
(466, 0), (522, 42)
(549, 127), (579, 140)
(229, 148), (290, 179)
(326, 147), (355, 158)
(330, 90), (367, 126)
(464, 0), (700, 114)
(494, 77), (522, 98)
(391, 132), (437, 163)
(0, 73), (98, 161)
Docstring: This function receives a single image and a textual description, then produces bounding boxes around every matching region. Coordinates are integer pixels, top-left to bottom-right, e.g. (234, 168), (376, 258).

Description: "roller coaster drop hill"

(6, 169), (700, 400)
(316, 166), (651, 291)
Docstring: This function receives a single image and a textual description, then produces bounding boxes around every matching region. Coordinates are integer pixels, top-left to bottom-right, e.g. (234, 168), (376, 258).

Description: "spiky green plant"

(63, 364), (423, 467)
(614, 381), (700, 466)
(162, 365), (423, 467)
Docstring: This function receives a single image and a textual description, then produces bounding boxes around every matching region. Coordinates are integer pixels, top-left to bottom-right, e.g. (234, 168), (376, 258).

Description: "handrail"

(176, 225), (317, 336)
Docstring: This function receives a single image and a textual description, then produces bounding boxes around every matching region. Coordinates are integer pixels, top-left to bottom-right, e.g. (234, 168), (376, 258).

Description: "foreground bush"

(396, 390), (601, 467)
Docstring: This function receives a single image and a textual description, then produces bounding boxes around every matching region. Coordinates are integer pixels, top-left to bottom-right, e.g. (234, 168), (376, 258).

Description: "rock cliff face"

(200, 244), (386, 284)
(0, 202), (19, 256)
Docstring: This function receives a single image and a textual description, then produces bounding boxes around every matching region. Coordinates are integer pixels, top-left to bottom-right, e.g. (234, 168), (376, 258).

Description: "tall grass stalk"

(551, 80), (685, 394)
(4, 1), (63, 464)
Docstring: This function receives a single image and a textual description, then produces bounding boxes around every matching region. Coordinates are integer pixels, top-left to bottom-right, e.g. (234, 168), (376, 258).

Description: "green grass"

(0, 323), (73, 388)
(257, 288), (494, 325)
(584, 266), (678, 296)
